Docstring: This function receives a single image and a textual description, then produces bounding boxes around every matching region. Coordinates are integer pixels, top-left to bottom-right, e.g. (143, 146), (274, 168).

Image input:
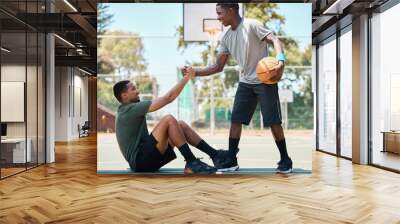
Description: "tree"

(96, 6), (159, 115)
(97, 4), (113, 36)
(97, 78), (120, 112)
(98, 30), (147, 78)
(134, 74), (159, 98)
(245, 3), (285, 26)
(98, 54), (115, 75)
(97, 4), (114, 75)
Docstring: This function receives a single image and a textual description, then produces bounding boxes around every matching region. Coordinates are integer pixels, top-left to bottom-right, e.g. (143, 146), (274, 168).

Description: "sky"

(103, 3), (311, 116)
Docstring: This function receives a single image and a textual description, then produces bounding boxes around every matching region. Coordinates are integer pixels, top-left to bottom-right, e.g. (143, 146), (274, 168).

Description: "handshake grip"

(181, 66), (196, 79)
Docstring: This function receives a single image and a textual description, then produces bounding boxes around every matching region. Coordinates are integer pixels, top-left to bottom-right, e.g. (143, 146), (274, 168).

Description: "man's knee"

(161, 114), (179, 126)
(161, 114), (175, 121)
(178, 120), (189, 130)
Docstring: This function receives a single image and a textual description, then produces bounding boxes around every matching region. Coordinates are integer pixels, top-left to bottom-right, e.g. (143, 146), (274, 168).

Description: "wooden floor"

(1, 135), (400, 223)
(1, 167), (26, 177)
(373, 151), (400, 171)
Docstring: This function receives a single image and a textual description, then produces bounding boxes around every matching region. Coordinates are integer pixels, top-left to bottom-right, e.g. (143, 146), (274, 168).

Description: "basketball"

(256, 57), (282, 84)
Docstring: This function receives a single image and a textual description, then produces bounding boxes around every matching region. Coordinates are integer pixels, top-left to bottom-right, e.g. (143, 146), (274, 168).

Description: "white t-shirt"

(217, 18), (272, 84)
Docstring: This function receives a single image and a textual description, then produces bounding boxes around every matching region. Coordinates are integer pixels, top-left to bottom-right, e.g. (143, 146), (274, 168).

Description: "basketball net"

(205, 27), (221, 49)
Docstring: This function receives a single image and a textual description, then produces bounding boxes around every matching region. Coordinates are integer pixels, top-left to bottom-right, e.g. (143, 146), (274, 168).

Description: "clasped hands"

(181, 66), (196, 80)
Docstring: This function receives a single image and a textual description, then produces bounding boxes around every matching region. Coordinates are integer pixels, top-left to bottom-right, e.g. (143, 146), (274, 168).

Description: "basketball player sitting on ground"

(113, 68), (231, 174)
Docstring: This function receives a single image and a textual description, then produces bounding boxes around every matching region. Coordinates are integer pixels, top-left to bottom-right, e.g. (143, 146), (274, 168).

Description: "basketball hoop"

(203, 18), (222, 48)
(183, 3), (243, 42)
(204, 27), (221, 48)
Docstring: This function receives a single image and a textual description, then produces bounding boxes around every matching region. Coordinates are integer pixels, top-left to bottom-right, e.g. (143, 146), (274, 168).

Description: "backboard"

(183, 3), (244, 42)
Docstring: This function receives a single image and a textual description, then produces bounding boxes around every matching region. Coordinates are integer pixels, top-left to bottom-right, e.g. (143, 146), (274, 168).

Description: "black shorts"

(134, 134), (177, 172)
(231, 82), (282, 127)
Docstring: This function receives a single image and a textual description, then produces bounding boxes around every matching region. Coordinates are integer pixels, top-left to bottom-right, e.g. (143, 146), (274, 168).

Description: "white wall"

(1, 64), (46, 163)
(55, 66), (89, 141)
(1, 65), (26, 139)
(55, 66), (69, 141)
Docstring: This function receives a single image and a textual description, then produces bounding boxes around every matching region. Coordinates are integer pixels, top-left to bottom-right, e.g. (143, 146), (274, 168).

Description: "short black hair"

(216, 3), (239, 12)
(113, 80), (130, 102)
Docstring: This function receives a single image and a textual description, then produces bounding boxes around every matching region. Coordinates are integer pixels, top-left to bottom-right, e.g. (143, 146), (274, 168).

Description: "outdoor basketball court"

(97, 130), (313, 172)
(97, 3), (313, 174)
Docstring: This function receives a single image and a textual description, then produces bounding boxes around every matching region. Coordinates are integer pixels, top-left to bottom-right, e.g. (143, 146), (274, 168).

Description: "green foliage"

(98, 55), (115, 75)
(287, 75), (314, 129)
(282, 44), (313, 129)
(97, 78), (120, 112)
(97, 4), (113, 36)
(244, 3), (285, 25)
(97, 4), (115, 75)
(98, 31), (147, 77)
(96, 5), (157, 113)
(134, 75), (158, 95)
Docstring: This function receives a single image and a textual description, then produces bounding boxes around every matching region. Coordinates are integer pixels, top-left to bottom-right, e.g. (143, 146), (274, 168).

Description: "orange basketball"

(256, 57), (282, 84)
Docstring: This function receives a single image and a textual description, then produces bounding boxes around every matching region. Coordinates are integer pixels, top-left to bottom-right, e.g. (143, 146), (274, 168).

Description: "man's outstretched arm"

(148, 68), (194, 112)
(182, 53), (229, 77)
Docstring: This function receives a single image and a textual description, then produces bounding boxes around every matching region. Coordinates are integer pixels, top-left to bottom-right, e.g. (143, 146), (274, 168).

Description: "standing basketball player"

(182, 3), (292, 173)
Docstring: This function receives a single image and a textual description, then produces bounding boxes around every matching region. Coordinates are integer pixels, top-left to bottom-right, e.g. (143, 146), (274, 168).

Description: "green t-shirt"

(115, 100), (152, 170)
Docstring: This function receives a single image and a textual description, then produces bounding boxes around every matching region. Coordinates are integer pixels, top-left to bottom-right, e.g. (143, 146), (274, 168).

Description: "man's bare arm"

(148, 69), (194, 112)
(263, 33), (284, 55)
(191, 54), (229, 77)
(263, 33), (285, 75)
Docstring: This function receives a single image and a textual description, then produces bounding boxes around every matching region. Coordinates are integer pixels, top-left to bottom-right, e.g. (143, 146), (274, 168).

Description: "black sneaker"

(276, 157), (293, 174)
(211, 150), (239, 172)
(184, 159), (217, 174)
(277, 159), (283, 166)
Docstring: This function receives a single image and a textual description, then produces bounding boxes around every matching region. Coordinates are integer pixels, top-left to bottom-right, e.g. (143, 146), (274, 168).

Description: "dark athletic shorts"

(231, 82), (282, 127)
(134, 134), (177, 172)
